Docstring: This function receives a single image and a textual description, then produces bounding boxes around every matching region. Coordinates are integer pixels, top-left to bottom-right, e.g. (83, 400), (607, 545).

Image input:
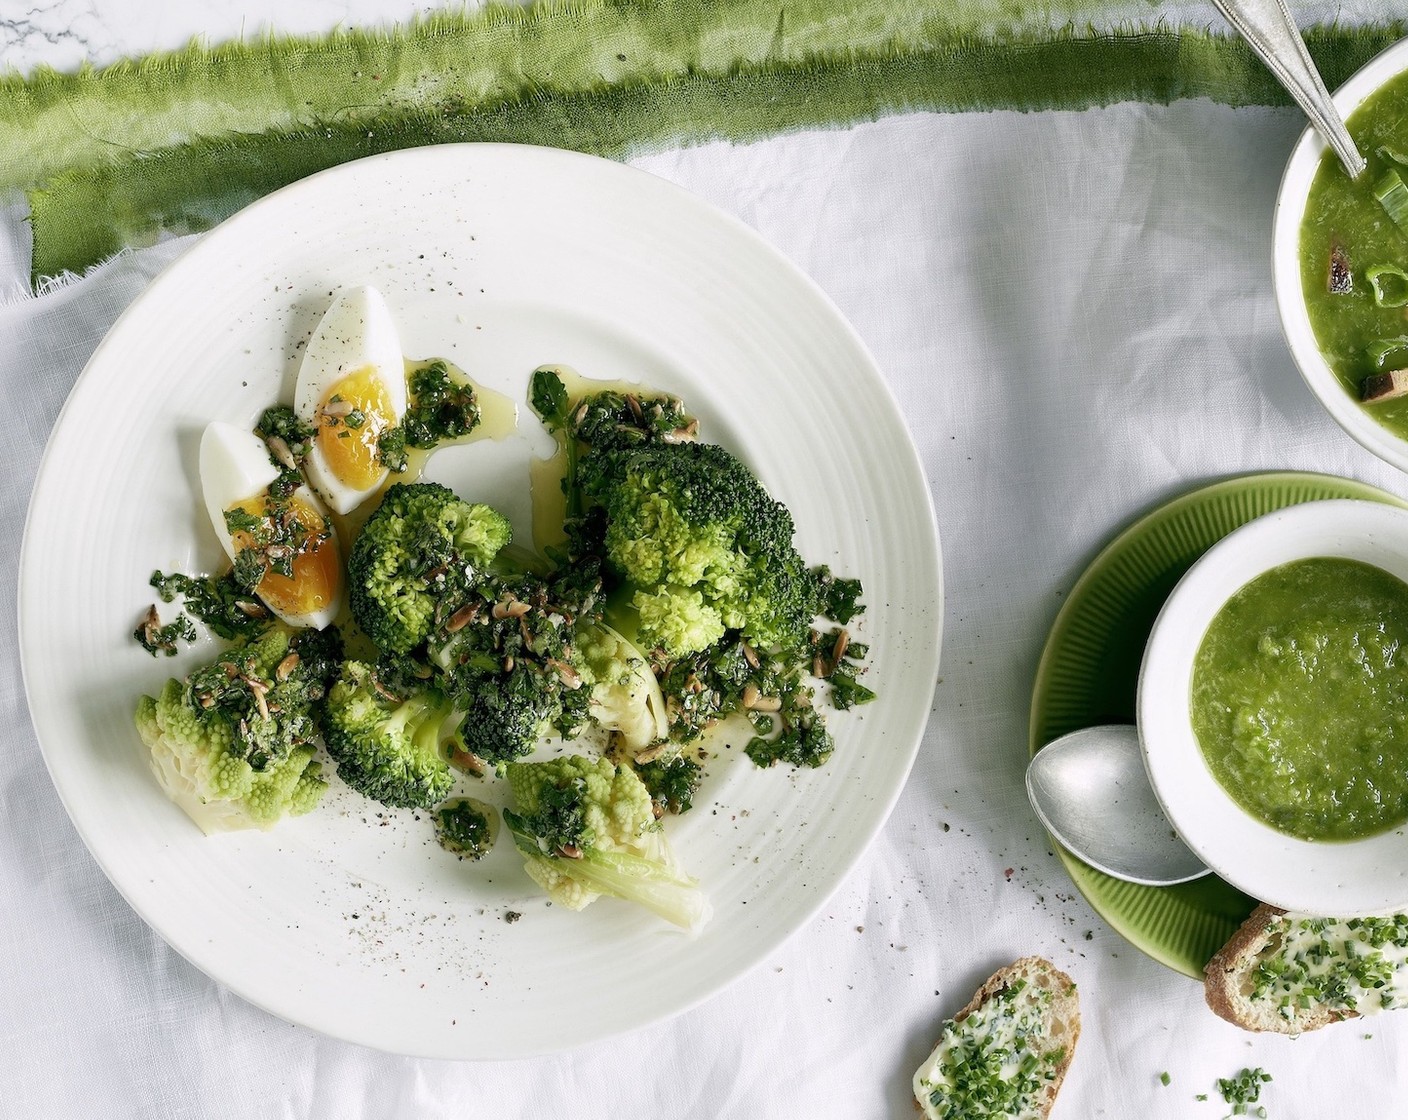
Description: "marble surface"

(0, 0), (443, 73)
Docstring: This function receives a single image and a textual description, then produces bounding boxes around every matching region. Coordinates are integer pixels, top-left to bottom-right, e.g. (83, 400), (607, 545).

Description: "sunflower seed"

(321, 398), (355, 419)
(266, 435), (297, 471)
(446, 603), (479, 633)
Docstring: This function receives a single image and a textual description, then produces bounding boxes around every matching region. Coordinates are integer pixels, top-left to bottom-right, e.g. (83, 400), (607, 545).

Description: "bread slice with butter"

(912, 957), (1080, 1119)
(1206, 903), (1408, 1034)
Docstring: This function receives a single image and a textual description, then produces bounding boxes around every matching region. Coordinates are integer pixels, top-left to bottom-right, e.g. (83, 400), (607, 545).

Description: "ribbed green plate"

(1029, 471), (1408, 978)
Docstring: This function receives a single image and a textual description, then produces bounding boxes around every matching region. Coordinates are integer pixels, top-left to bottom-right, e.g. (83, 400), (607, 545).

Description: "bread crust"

(1204, 903), (1357, 1034)
(915, 956), (1081, 1120)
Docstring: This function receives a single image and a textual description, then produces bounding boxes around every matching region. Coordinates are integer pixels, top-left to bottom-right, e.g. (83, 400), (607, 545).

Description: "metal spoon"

(1026, 725), (1210, 886)
(1211, 0), (1365, 178)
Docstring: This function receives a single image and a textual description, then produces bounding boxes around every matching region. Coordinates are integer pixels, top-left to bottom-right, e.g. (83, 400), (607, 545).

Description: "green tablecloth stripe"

(12, 12), (1406, 284)
(3, 1), (1137, 193)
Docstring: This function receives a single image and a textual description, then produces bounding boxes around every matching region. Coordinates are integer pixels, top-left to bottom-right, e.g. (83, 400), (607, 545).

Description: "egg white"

(294, 285), (407, 515)
(198, 421), (343, 630)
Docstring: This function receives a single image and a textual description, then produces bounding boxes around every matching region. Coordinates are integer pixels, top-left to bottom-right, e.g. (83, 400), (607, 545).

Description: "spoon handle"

(1212, 0), (1366, 179)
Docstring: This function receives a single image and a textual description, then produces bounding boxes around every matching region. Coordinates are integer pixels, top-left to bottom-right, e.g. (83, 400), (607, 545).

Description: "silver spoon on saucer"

(1212, 0), (1365, 178)
(1026, 725), (1210, 886)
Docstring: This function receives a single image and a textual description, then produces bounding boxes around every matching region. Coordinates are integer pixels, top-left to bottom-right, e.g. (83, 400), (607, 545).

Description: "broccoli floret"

(532, 370), (875, 769)
(321, 660), (460, 808)
(133, 627), (333, 833)
(348, 482), (512, 654)
(429, 572), (593, 765)
(534, 372), (866, 658)
(503, 755), (710, 930)
(433, 796), (498, 860)
(404, 361), (481, 449)
(579, 436), (817, 657)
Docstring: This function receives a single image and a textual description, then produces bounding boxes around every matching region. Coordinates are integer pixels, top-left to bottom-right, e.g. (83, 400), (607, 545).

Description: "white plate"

(18, 144), (943, 1059)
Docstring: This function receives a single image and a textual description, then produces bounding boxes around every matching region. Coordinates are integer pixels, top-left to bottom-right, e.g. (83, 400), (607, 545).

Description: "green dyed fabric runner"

(3, 1), (1404, 284)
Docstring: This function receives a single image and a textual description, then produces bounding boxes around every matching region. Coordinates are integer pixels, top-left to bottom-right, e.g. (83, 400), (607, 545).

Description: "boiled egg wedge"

(199, 421), (344, 630)
(295, 285), (407, 514)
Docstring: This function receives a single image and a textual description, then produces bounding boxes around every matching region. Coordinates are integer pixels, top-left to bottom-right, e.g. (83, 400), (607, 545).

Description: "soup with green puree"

(1301, 67), (1408, 434)
(1191, 557), (1408, 842)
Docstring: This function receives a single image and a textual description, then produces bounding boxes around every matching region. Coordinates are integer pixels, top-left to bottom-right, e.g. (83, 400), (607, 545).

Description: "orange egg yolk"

(227, 495), (341, 620)
(316, 366), (396, 491)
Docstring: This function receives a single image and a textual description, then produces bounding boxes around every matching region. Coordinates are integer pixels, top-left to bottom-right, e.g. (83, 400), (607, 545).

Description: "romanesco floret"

(574, 621), (669, 753)
(503, 754), (710, 931)
(134, 627), (334, 833)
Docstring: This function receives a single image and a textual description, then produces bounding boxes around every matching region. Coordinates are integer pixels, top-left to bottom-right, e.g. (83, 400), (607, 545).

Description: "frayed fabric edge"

(0, 248), (134, 309)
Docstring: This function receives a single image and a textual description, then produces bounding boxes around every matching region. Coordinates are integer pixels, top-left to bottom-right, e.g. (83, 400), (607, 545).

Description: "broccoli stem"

(386, 690), (455, 762)
(504, 817), (709, 932)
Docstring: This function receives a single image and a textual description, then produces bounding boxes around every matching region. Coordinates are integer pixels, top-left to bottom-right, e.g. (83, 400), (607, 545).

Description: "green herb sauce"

(1301, 69), (1408, 438)
(1191, 557), (1408, 842)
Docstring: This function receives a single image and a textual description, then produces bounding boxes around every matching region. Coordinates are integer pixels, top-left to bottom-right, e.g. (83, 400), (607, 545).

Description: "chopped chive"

(1368, 265), (1408, 307)
(1367, 335), (1408, 368)
(1159, 1071), (1171, 1086)
(1375, 169), (1408, 235)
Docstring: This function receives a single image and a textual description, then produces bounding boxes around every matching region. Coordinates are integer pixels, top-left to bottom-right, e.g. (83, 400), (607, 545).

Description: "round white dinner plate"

(18, 144), (942, 1059)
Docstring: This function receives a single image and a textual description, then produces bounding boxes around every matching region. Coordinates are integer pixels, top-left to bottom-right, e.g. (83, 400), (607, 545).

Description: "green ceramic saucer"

(1029, 471), (1408, 978)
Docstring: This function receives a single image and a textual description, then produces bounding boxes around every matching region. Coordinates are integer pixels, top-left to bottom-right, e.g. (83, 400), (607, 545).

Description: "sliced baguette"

(913, 957), (1080, 1120)
(1204, 903), (1408, 1034)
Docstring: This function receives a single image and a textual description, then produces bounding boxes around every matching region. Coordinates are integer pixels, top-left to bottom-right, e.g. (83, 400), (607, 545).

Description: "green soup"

(1301, 69), (1408, 439)
(1191, 557), (1408, 842)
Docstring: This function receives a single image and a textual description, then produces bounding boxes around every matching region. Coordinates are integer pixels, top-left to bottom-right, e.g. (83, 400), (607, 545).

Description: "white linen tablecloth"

(4, 54), (1408, 1120)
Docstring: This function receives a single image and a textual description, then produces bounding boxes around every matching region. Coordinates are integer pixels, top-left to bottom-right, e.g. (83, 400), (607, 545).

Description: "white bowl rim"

(1138, 498), (1408, 915)
(1274, 33), (1408, 475)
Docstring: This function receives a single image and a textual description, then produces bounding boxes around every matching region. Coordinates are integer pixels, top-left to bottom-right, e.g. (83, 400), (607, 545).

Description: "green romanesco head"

(505, 754), (655, 853)
(149, 678), (253, 801)
(522, 854), (600, 911)
(573, 621), (668, 751)
(135, 634), (330, 833)
(503, 752), (707, 929)
(242, 745), (325, 824)
(287, 760), (329, 816)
